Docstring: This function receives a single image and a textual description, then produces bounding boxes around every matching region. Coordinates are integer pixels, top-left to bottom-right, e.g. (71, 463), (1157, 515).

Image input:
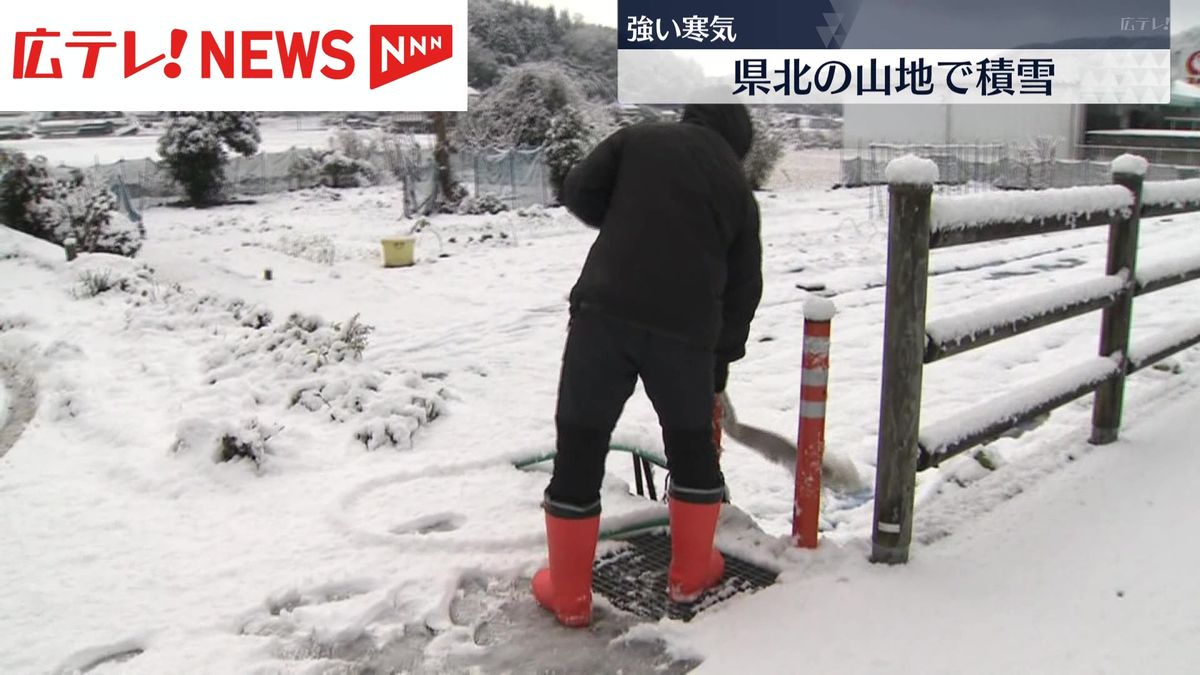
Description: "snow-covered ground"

(1, 167), (1199, 673)
(694, 390), (1200, 674)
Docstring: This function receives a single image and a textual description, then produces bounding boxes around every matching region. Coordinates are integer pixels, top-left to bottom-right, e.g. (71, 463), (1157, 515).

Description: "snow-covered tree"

(426, 112), (469, 214)
(745, 109), (785, 191)
(544, 105), (591, 202)
(561, 24), (618, 99)
(0, 152), (58, 237)
(455, 63), (588, 150)
(158, 112), (261, 206)
(1014, 135), (1061, 189)
(466, 0), (615, 98)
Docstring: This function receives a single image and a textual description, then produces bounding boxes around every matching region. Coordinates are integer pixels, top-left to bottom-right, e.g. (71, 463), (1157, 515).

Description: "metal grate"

(592, 532), (778, 622)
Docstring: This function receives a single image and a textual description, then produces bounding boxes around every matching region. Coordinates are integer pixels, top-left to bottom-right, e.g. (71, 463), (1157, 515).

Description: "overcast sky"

(522, 0), (1200, 35)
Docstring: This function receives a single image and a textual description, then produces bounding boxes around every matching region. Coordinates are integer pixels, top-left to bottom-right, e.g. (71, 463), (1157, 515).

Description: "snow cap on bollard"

(803, 296), (836, 322)
(884, 154), (939, 186)
(1110, 154), (1149, 177)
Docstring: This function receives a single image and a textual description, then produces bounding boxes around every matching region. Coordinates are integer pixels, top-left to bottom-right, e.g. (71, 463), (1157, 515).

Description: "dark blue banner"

(617, 0), (1171, 51)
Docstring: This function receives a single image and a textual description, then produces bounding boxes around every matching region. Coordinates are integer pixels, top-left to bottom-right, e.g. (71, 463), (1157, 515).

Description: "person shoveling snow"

(532, 104), (763, 627)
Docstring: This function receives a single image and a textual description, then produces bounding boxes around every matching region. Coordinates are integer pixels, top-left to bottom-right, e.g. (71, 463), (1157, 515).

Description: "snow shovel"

(717, 391), (865, 494)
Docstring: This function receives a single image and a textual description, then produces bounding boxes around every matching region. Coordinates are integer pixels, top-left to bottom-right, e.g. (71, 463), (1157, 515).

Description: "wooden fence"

(871, 155), (1200, 564)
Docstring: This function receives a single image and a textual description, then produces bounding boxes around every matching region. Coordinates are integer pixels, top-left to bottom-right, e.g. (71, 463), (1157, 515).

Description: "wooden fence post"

(1091, 163), (1145, 444)
(871, 168), (934, 565)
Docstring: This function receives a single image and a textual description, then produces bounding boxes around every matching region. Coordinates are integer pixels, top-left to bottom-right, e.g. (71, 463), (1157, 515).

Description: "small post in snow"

(1091, 155), (1146, 445)
(63, 237), (78, 262)
(872, 155), (937, 565)
(794, 297), (836, 548)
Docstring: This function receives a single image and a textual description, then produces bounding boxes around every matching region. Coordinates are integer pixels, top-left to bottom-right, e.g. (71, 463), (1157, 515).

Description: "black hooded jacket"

(561, 104), (763, 374)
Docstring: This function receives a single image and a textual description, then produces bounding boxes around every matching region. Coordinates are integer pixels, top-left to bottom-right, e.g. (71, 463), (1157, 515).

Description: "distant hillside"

(468, 0), (617, 100)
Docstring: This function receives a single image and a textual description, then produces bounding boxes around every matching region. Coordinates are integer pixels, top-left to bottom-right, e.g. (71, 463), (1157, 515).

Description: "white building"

(842, 103), (1086, 156)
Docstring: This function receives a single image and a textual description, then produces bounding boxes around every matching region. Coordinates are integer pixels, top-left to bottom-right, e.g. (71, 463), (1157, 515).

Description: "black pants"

(545, 309), (725, 519)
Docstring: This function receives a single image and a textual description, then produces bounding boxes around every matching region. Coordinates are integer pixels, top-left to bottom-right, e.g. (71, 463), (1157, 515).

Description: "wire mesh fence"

(843, 141), (1200, 221)
(79, 145), (554, 215)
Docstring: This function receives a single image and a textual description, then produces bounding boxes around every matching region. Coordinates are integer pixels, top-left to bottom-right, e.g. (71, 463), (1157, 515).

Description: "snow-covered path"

(693, 388), (1200, 674)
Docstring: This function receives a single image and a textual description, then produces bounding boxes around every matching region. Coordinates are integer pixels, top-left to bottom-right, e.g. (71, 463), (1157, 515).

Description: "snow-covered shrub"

(352, 390), (443, 451)
(217, 418), (280, 467)
(287, 372), (444, 452)
(544, 105), (591, 202)
(330, 129), (379, 163)
(207, 312), (375, 379)
(0, 315), (32, 332)
(100, 265), (448, 458)
(287, 149), (321, 190)
(335, 314), (373, 361)
(227, 299), (274, 329)
(319, 151), (377, 189)
(47, 173), (145, 257)
(158, 112), (261, 206)
(745, 109), (785, 191)
(0, 152), (59, 237)
(436, 181), (470, 214)
(290, 373), (382, 421)
(273, 234), (338, 265)
(74, 270), (119, 297)
(456, 192), (510, 215)
(355, 416), (420, 451)
(71, 255), (156, 298)
(516, 204), (553, 220)
(172, 415), (280, 470)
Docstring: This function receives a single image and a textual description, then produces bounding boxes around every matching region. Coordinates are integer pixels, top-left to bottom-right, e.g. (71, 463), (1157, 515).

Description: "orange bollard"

(794, 298), (836, 548)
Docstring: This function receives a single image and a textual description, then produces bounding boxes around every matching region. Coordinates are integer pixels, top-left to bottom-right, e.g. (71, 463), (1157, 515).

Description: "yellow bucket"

(381, 237), (416, 268)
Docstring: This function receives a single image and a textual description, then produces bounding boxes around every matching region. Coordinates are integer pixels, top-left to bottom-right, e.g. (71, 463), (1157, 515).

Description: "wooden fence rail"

(871, 155), (1200, 564)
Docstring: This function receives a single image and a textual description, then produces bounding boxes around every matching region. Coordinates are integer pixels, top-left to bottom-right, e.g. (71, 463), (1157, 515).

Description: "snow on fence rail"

(1128, 319), (1200, 374)
(924, 274), (1127, 362)
(870, 154), (1200, 565)
(1142, 178), (1200, 208)
(1136, 251), (1200, 296)
(917, 357), (1121, 466)
(932, 185), (1133, 232)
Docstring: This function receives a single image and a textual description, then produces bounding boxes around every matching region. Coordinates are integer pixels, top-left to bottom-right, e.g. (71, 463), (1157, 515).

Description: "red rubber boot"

(668, 498), (725, 603)
(532, 512), (600, 627)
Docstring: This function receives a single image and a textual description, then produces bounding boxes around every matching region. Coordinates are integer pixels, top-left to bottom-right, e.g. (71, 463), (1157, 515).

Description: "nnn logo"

(370, 25), (453, 89)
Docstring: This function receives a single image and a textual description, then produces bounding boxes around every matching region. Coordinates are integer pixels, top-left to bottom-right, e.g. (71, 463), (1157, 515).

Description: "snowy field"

(1, 167), (1199, 672)
(0, 117), (360, 167)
